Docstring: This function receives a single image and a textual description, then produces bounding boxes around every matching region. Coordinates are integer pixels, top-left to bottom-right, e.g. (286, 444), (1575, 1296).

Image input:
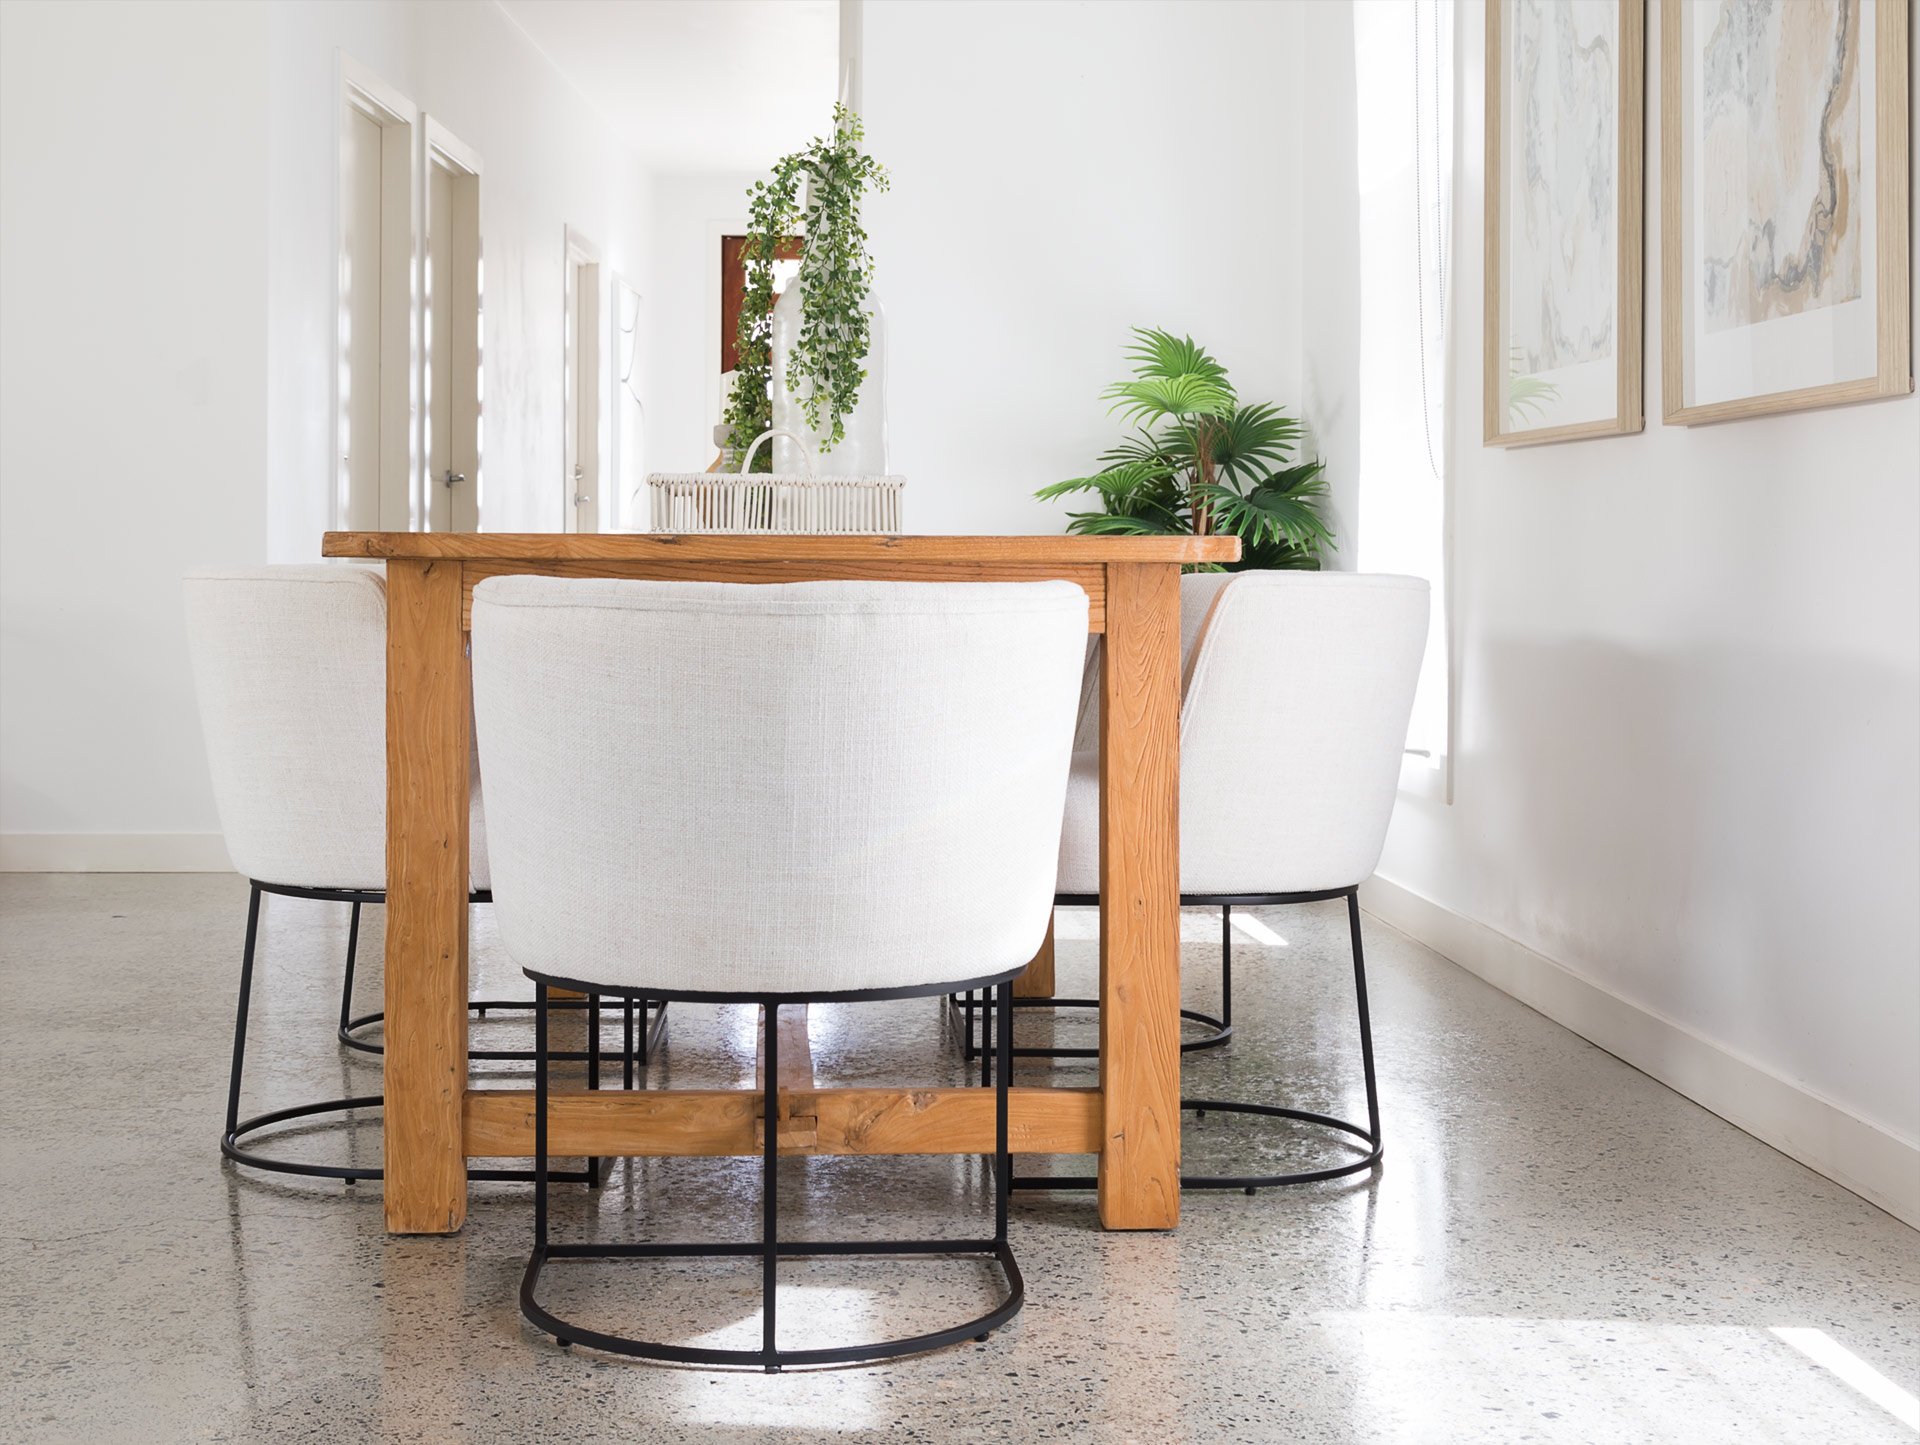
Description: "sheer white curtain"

(1350, 0), (1454, 790)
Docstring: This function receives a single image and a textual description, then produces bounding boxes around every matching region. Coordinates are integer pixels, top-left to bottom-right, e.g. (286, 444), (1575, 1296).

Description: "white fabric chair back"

(1179, 571), (1429, 894)
(184, 567), (389, 890)
(469, 577), (1089, 996)
(185, 565), (491, 892)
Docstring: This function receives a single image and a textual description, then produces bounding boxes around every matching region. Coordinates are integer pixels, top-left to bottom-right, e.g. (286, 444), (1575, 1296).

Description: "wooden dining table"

(321, 531), (1240, 1235)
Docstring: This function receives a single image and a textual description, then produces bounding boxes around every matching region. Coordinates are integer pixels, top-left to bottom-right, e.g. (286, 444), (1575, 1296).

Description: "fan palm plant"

(1036, 328), (1332, 570)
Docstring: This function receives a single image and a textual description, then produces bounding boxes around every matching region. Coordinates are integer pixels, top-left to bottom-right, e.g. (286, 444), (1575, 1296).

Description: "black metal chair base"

(223, 880), (602, 1187)
(948, 993), (1230, 1058)
(948, 895), (1246, 1062)
(1006, 886), (1383, 1197)
(521, 1238), (1024, 1370)
(330, 890), (669, 1068)
(1177, 1099), (1380, 1192)
(222, 1093), (594, 1185)
(520, 973), (1023, 1371)
(340, 997), (669, 1066)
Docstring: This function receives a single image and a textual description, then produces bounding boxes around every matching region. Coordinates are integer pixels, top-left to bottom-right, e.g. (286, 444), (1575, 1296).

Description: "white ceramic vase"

(770, 274), (888, 476)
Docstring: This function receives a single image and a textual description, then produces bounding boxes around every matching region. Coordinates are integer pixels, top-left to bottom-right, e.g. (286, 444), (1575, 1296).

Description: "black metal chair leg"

(224, 883), (264, 1147)
(995, 984), (1011, 1243)
(1349, 890), (1381, 1148)
(761, 999), (780, 1372)
(336, 899), (362, 1044)
(534, 983), (550, 1251)
(623, 999), (636, 1089)
(587, 998), (603, 1188)
(1220, 902), (1233, 1032)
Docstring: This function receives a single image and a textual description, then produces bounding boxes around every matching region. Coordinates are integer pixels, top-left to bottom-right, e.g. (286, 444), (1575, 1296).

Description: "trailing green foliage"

(722, 105), (890, 470)
(1037, 328), (1333, 570)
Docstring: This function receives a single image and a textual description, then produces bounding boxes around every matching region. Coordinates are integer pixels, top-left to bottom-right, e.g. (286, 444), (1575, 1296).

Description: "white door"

(423, 122), (481, 532)
(563, 228), (602, 533)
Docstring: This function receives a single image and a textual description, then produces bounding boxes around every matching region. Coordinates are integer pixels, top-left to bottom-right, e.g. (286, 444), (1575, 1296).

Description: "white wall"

(861, 0), (1304, 535)
(1, 0), (653, 863)
(1343, 2), (1920, 1214)
(643, 170), (758, 480)
(266, 0), (654, 552)
(0, 1), (270, 862)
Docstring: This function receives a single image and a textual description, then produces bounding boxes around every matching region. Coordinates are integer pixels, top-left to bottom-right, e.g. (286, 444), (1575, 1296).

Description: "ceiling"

(497, 0), (840, 174)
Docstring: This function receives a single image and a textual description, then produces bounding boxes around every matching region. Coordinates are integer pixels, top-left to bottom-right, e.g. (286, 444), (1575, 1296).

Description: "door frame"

(334, 54), (418, 532)
(421, 117), (482, 533)
(563, 225), (603, 533)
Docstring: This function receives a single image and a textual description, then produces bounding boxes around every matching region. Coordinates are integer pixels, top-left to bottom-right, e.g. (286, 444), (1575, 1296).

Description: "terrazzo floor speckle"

(1, 874), (1914, 1443)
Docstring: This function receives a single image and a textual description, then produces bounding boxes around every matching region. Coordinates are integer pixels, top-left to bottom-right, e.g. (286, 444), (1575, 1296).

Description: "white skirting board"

(0, 833), (232, 872)
(1361, 876), (1920, 1231)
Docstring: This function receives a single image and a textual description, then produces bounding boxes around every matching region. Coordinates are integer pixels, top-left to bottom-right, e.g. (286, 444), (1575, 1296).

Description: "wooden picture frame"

(1661, 0), (1911, 426)
(1485, 0), (1646, 447)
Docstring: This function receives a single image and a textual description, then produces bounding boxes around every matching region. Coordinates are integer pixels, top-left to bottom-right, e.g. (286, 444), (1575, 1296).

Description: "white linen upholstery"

(1056, 571), (1429, 896)
(184, 566), (490, 892)
(469, 577), (1088, 995)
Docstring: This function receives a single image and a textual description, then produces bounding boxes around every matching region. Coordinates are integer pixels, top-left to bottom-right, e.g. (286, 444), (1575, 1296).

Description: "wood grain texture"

(1014, 916), (1056, 999)
(325, 532), (1241, 564)
(463, 1086), (1102, 1157)
(1484, 0), (1645, 447)
(1662, 0), (1912, 425)
(382, 560), (471, 1234)
(755, 1004), (818, 1148)
(457, 558), (1108, 633)
(1095, 562), (1182, 1229)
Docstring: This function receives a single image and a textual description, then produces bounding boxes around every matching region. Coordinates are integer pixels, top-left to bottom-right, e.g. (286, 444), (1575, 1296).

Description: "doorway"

(422, 120), (481, 533)
(337, 63), (416, 532)
(563, 227), (602, 533)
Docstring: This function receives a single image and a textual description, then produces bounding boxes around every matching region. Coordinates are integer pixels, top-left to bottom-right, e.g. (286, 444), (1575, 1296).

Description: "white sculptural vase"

(770, 274), (888, 476)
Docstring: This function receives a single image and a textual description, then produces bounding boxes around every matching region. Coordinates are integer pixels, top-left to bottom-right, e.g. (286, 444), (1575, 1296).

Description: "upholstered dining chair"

(470, 576), (1086, 1369)
(1031, 570), (1428, 1191)
(184, 566), (644, 1184)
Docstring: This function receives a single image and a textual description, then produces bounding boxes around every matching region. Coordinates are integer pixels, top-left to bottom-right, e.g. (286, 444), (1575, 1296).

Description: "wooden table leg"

(383, 559), (471, 1234)
(1095, 561), (1182, 1230)
(1014, 916), (1056, 999)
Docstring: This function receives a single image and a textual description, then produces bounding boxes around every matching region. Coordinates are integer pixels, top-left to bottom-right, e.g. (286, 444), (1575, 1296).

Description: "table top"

(322, 532), (1242, 564)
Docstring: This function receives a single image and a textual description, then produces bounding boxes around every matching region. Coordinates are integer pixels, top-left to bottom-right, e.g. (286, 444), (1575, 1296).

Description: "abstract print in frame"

(1485, 0), (1646, 446)
(1662, 0), (1911, 424)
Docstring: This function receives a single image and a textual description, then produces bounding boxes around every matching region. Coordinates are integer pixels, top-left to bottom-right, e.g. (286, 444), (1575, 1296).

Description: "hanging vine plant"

(722, 104), (890, 471)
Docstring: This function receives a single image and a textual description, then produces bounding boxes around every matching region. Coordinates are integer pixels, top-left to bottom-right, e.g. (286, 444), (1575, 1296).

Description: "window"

(1350, 0), (1455, 798)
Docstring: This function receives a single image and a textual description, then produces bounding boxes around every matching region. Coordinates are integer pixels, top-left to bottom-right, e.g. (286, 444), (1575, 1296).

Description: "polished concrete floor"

(1, 873), (1915, 1443)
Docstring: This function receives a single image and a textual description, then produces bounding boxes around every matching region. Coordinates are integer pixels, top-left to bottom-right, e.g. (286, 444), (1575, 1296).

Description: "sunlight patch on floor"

(1772, 1327), (1919, 1431)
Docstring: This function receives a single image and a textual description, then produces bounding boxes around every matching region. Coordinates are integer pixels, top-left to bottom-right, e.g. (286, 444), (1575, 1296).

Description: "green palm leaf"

(1103, 375), (1235, 425)
(1197, 464), (1332, 552)
(1064, 508), (1185, 537)
(1122, 327), (1232, 389)
(1209, 401), (1302, 486)
(1097, 429), (1179, 473)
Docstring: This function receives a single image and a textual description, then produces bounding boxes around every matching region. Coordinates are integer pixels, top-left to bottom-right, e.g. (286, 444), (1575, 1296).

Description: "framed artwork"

(1662, 0), (1911, 425)
(1485, 0), (1646, 447)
